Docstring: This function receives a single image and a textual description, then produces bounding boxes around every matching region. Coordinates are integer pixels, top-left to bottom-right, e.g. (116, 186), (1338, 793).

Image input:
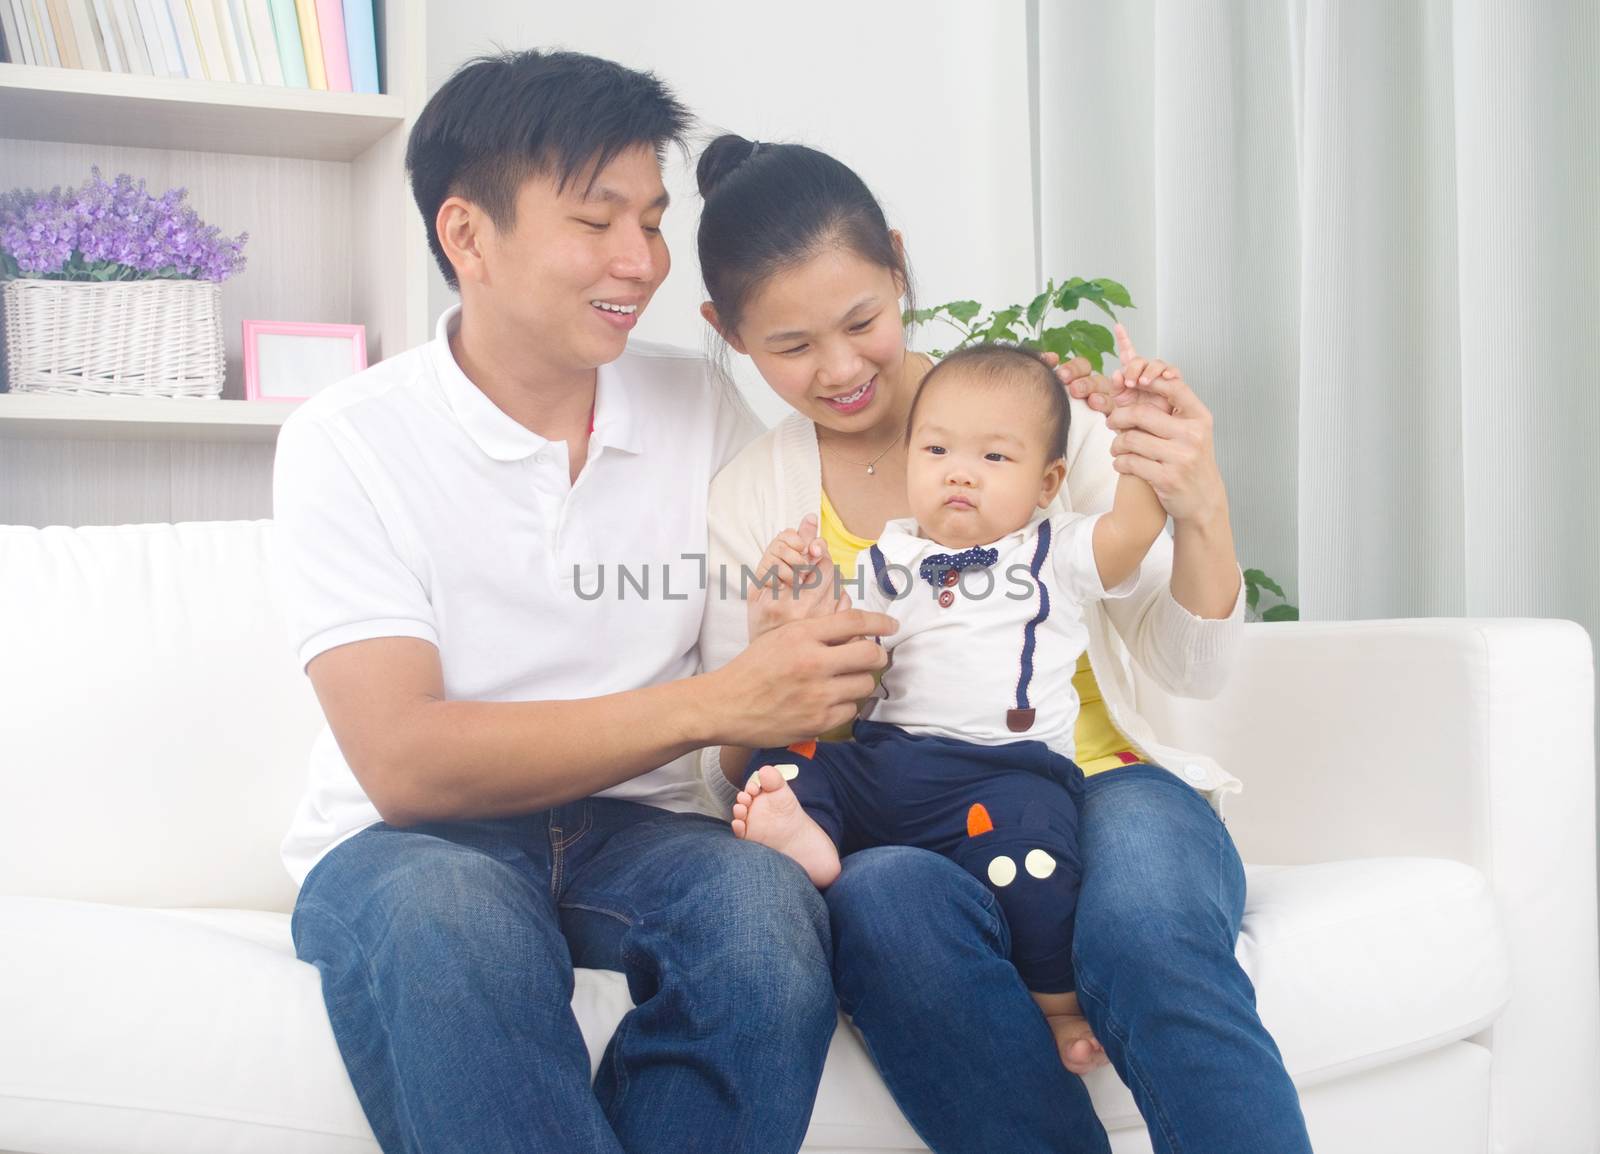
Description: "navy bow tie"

(919, 546), (999, 587)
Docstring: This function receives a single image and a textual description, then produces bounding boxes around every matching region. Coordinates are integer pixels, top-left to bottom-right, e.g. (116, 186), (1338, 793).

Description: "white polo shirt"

(859, 509), (1139, 760)
(272, 305), (763, 885)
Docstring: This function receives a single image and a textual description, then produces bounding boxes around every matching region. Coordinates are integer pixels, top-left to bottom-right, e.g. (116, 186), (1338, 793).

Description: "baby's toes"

(1064, 1038), (1108, 1075)
(731, 817), (748, 839)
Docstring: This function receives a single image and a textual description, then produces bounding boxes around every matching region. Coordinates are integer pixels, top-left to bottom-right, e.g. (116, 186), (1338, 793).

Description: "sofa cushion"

(0, 858), (1508, 1153)
(0, 522), (324, 914)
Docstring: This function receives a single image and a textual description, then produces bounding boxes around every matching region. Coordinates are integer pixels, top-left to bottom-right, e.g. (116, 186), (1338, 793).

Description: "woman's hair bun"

(697, 134), (760, 198)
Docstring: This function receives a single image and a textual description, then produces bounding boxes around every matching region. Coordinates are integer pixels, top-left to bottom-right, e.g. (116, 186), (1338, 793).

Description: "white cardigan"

(697, 394), (1247, 812)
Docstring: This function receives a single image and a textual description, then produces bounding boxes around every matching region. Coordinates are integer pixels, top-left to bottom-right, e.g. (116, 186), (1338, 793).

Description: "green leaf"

(975, 306), (1023, 344)
(903, 306), (937, 326)
(1025, 289), (1051, 330)
(1064, 319), (1115, 355)
(1036, 328), (1077, 363)
(1085, 295), (1119, 321)
(944, 300), (983, 324)
(1262, 604), (1299, 622)
(1246, 583), (1260, 612)
(1249, 570), (1286, 599)
(1039, 326), (1106, 371)
(1089, 278), (1133, 307)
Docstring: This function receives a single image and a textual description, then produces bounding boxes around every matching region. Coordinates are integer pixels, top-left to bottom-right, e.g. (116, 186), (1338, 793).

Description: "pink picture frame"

(242, 320), (369, 402)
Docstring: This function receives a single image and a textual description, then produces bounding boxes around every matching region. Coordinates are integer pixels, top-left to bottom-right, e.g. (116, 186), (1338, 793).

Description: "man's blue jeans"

(829, 764), (1315, 1154)
(292, 798), (837, 1153)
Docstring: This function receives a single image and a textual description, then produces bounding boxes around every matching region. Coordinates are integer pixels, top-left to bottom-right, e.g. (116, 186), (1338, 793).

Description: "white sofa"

(1, 520), (1596, 1154)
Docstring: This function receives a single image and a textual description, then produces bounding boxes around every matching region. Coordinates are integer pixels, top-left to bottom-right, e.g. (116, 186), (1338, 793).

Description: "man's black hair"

(406, 50), (691, 288)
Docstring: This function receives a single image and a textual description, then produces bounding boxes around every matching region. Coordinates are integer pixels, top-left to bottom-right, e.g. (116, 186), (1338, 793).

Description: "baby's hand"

(746, 515), (845, 641)
(1109, 323), (1179, 417)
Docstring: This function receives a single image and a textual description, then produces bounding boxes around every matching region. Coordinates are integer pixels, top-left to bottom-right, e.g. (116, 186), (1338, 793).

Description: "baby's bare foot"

(1046, 1011), (1107, 1075)
(1032, 990), (1109, 1076)
(732, 764), (841, 888)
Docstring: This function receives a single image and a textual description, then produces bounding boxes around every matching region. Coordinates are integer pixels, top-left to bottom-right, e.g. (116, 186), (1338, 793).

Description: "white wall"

(425, 0), (1038, 427)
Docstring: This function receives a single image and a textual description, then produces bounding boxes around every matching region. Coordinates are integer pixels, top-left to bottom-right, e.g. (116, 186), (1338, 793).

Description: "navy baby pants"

(750, 719), (1085, 993)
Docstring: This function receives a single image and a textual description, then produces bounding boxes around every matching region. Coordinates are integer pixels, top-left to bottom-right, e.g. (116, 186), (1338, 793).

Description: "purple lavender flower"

(0, 168), (248, 282)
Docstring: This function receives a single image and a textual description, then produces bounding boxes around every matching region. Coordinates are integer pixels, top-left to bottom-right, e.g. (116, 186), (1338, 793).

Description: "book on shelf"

(45, 0), (77, 67)
(341, 0), (375, 93)
(227, 0), (258, 80)
(4, 0), (378, 93)
(90, 0), (126, 70)
(187, 0), (229, 79)
(0, 0), (21, 63)
(164, 0), (202, 77)
(66, 0), (105, 68)
(211, 0), (245, 80)
(291, 0), (322, 89)
(31, 0), (61, 66)
(109, 0), (153, 74)
(135, 0), (182, 75)
(265, 0), (302, 86)
(311, 0), (345, 90)
(9, 0), (31, 64)
(241, 0), (280, 83)
(28, 0), (52, 66)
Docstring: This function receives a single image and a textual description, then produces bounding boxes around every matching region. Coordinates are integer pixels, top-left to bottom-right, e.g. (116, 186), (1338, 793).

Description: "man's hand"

(708, 608), (896, 749)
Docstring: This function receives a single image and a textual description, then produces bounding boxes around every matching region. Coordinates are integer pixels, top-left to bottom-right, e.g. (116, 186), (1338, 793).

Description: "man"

(274, 49), (894, 1153)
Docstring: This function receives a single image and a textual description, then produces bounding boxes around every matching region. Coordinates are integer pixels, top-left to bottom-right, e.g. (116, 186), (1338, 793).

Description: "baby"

(733, 341), (1169, 1065)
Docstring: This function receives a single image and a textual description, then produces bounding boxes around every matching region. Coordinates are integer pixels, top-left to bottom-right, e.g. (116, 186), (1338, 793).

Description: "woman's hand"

(747, 514), (847, 641)
(1100, 326), (1226, 526)
(1060, 325), (1227, 527)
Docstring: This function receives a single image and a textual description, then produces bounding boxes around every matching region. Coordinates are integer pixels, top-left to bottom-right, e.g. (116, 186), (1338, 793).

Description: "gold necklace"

(821, 432), (902, 476)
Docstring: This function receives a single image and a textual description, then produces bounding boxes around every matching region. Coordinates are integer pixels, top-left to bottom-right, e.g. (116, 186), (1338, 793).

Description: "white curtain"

(1038, 0), (1600, 636)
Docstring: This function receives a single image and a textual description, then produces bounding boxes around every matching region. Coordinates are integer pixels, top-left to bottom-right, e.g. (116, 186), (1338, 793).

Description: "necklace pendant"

(866, 463), (875, 475)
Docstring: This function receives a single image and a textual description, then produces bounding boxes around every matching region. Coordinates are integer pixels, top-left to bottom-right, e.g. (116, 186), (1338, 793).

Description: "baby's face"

(906, 378), (1063, 549)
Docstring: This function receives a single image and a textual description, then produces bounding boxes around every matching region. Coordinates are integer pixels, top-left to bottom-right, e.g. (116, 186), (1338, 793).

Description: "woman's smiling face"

(725, 245), (909, 434)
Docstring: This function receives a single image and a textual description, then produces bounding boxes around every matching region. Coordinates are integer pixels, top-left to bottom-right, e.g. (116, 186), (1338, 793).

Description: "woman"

(694, 135), (1313, 1154)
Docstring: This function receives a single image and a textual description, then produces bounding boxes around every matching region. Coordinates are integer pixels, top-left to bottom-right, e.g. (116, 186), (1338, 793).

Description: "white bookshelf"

(0, 392), (299, 441)
(0, 64), (407, 159)
(0, 0), (430, 527)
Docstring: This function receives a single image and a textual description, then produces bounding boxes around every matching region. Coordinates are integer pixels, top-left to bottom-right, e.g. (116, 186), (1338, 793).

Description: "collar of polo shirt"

(429, 305), (643, 462)
(875, 506), (1052, 569)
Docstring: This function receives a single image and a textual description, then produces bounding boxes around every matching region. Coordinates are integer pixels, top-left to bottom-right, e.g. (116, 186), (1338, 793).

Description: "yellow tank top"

(818, 490), (1138, 774)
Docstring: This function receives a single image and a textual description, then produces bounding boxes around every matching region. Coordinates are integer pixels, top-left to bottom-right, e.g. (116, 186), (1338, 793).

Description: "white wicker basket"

(2, 278), (226, 399)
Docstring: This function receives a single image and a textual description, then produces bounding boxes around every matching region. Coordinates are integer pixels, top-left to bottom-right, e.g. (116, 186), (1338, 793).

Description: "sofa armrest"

(1134, 617), (1598, 1154)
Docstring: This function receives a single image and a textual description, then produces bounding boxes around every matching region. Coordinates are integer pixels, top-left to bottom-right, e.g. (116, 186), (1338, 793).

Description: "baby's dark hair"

(907, 344), (1071, 462)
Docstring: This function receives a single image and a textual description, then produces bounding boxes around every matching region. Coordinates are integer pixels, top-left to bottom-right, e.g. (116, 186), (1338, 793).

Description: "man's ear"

(700, 302), (749, 355)
(1038, 459), (1067, 508)
(438, 196), (488, 287)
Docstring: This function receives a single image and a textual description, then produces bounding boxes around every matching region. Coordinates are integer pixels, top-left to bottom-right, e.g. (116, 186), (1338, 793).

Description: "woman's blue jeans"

(828, 763), (1314, 1153)
(292, 798), (837, 1154)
